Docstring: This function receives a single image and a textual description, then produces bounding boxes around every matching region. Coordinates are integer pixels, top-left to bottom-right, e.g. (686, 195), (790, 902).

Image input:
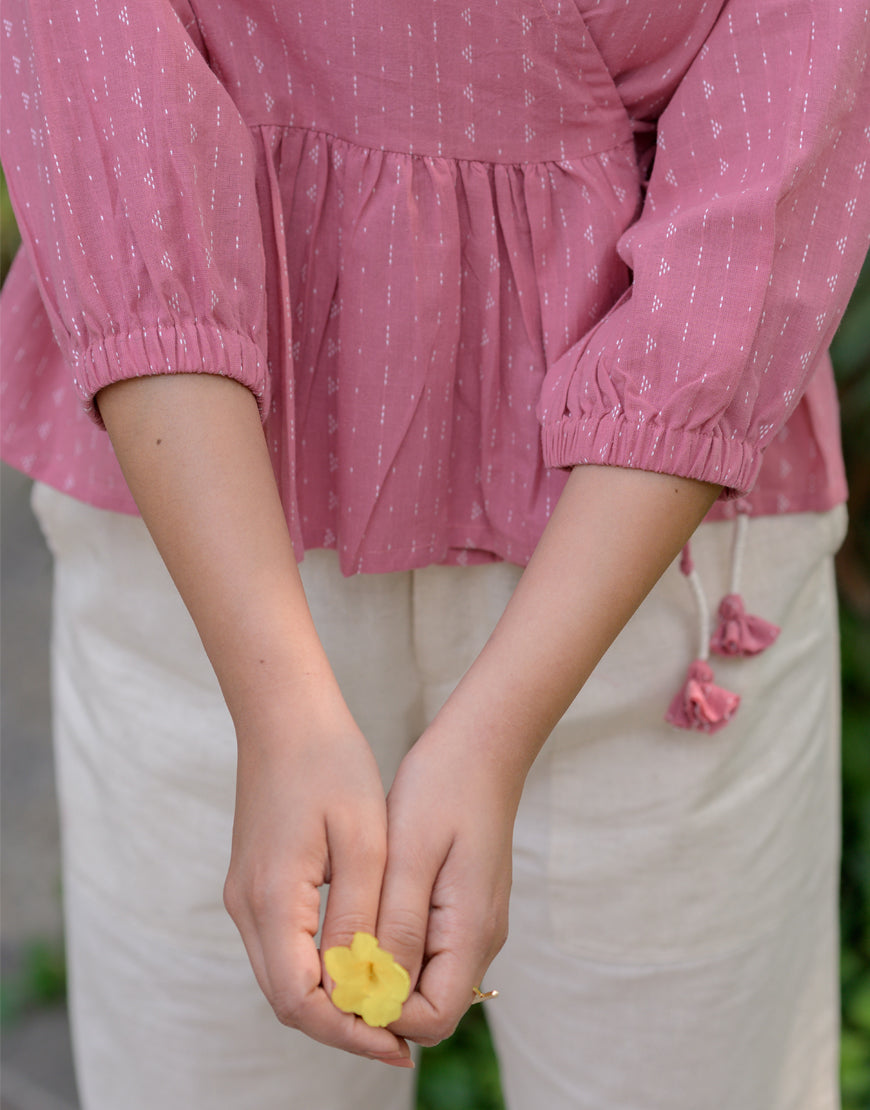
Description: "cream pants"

(32, 483), (846, 1110)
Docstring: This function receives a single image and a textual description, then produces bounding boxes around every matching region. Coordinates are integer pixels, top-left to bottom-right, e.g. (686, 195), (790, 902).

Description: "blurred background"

(1, 174), (869, 1109)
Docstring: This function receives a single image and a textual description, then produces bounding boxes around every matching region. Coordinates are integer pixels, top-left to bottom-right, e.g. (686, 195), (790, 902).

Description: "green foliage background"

(1, 177), (868, 1108)
(832, 258), (870, 1110)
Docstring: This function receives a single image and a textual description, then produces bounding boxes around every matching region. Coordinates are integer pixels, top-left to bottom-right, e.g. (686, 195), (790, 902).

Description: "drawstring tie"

(665, 658), (739, 733)
(710, 515), (780, 656)
(665, 545), (739, 733)
(666, 512), (780, 733)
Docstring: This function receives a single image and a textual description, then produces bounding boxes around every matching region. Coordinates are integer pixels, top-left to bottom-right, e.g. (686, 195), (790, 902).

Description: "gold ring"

(472, 985), (499, 1003)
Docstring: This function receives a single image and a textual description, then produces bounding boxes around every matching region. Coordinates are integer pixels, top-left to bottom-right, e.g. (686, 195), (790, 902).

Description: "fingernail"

(381, 1057), (415, 1069)
(367, 1052), (415, 1069)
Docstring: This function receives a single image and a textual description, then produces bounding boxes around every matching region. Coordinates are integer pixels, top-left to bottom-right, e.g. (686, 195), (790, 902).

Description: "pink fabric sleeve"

(539, 0), (870, 497)
(0, 0), (269, 424)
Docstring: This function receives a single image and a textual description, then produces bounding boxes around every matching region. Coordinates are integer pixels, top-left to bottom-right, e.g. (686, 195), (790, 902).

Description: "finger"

(319, 807), (388, 966)
(256, 898), (413, 1065)
(387, 859), (508, 1045)
(375, 836), (438, 995)
(229, 861), (411, 1064)
(389, 938), (486, 1046)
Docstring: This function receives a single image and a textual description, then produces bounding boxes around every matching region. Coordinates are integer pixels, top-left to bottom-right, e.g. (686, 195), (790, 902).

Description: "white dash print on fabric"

(0, 0), (867, 569)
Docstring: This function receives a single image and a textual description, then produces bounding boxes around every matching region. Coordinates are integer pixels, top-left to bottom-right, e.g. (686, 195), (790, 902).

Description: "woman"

(2, 1), (868, 1106)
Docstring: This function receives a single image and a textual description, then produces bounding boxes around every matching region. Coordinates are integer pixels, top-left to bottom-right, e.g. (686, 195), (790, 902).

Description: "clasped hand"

(223, 709), (518, 1065)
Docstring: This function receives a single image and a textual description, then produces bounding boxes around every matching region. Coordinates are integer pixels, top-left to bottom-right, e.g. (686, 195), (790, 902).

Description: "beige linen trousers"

(33, 483), (845, 1110)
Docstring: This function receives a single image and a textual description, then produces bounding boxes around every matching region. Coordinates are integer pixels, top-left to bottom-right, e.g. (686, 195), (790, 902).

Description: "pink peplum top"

(1, 0), (868, 574)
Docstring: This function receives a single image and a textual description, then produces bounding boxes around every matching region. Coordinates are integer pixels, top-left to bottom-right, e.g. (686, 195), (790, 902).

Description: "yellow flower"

(323, 932), (411, 1028)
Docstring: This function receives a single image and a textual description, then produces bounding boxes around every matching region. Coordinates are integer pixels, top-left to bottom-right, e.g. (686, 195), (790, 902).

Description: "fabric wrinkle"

(0, 0), (864, 564)
(260, 126), (302, 551)
(0, 0), (859, 1101)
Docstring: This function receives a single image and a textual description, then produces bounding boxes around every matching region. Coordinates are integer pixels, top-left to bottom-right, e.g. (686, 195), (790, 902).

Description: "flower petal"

(349, 932), (380, 961)
(323, 944), (363, 982)
(374, 956), (411, 999)
(323, 932), (411, 1028)
(331, 981), (371, 1015)
(360, 994), (405, 1028)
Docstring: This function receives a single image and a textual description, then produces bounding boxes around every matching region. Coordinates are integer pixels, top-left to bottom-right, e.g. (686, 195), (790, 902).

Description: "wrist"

(420, 693), (533, 812)
(229, 672), (353, 741)
(201, 602), (351, 744)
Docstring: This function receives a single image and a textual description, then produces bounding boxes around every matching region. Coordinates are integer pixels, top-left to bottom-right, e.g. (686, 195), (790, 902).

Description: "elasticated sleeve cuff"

(74, 323), (270, 427)
(541, 411), (760, 498)
(537, 0), (870, 496)
(0, 0), (269, 431)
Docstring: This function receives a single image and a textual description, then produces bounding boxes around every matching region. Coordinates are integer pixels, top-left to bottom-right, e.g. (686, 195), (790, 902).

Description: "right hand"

(222, 697), (413, 1067)
(94, 376), (413, 1063)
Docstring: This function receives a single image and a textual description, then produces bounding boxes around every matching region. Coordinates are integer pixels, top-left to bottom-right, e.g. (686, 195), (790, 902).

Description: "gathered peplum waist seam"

(248, 121), (636, 168)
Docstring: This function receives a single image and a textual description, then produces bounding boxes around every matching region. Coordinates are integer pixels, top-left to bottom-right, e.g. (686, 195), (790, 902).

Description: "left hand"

(375, 722), (521, 1046)
(375, 465), (721, 1045)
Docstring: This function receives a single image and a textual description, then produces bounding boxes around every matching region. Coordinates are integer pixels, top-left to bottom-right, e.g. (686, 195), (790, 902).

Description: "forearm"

(433, 465), (720, 788)
(99, 374), (411, 1063)
(97, 374), (347, 734)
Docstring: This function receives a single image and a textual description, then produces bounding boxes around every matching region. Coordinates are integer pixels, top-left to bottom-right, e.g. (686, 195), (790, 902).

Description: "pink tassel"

(665, 660), (740, 734)
(710, 593), (780, 657)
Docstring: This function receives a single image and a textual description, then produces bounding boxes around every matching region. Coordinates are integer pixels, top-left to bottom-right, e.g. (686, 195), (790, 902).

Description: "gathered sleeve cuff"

(538, 0), (870, 497)
(542, 408), (760, 495)
(1, 0), (270, 424)
(73, 323), (268, 424)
